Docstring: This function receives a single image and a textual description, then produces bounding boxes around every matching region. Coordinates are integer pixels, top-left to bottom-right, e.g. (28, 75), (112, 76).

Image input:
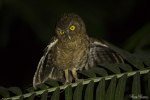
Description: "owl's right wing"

(84, 37), (124, 70)
(33, 37), (63, 89)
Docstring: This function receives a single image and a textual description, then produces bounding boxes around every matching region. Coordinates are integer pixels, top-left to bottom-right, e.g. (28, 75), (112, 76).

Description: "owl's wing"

(84, 37), (124, 70)
(33, 37), (63, 89)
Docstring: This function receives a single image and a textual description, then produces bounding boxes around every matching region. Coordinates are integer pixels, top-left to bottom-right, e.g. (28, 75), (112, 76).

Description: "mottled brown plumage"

(33, 13), (124, 89)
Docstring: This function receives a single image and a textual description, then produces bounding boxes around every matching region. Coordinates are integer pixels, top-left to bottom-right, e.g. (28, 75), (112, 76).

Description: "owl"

(33, 13), (124, 89)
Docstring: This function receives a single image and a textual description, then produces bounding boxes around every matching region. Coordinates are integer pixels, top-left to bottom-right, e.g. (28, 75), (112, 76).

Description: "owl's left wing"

(84, 37), (124, 70)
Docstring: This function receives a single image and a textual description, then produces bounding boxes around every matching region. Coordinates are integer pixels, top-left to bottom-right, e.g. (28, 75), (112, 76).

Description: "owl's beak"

(67, 34), (71, 40)
(66, 31), (71, 40)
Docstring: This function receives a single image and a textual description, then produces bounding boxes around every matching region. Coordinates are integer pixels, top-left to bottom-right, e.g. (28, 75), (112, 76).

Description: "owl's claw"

(75, 78), (84, 83)
(63, 78), (84, 85)
(64, 80), (71, 85)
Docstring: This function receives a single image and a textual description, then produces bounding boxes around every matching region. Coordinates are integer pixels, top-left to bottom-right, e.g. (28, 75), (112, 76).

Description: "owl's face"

(55, 13), (86, 42)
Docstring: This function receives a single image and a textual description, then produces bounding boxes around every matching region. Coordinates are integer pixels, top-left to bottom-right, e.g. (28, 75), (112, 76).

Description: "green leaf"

(131, 54), (145, 69)
(41, 90), (48, 100)
(19, 95), (24, 100)
(1, 68), (149, 100)
(105, 76), (117, 100)
(37, 83), (48, 90)
(96, 78), (105, 100)
(51, 88), (60, 100)
(84, 80), (94, 100)
(0, 86), (10, 98)
(143, 59), (150, 67)
(91, 67), (108, 76)
(7, 87), (22, 95)
(116, 63), (132, 72)
(100, 63), (121, 74)
(26, 87), (34, 93)
(132, 72), (141, 100)
(73, 83), (83, 100)
(79, 70), (96, 78)
(65, 85), (72, 100)
(27, 93), (36, 100)
(148, 71), (150, 99)
(115, 74), (127, 100)
(45, 79), (59, 87)
(135, 51), (150, 66)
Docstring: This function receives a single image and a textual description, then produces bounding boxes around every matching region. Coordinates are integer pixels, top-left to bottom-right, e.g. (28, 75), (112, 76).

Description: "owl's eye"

(70, 25), (75, 31)
(60, 30), (64, 35)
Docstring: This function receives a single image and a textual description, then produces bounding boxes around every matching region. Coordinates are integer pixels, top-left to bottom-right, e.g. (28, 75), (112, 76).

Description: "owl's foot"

(71, 68), (84, 83)
(64, 80), (71, 85)
(75, 78), (84, 83)
(64, 69), (72, 85)
(62, 80), (72, 89)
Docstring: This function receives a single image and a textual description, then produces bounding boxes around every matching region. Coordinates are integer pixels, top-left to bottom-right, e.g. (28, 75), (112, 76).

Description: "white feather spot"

(47, 38), (58, 51)
(93, 41), (108, 47)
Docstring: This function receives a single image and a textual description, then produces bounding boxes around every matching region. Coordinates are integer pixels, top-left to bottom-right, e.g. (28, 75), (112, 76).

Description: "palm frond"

(0, 42), (150, 100)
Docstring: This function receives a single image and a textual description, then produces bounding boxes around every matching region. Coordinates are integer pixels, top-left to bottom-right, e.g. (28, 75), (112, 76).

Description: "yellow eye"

(60, 31), (64, 35)
(70, 25), (75, 31)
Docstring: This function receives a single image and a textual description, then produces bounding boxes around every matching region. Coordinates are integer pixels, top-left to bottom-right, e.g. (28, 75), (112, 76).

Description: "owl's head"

(55, 13), (86, 41)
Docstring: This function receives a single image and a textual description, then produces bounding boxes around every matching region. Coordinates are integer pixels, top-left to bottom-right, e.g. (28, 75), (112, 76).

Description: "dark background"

(0, 0), (150, 89)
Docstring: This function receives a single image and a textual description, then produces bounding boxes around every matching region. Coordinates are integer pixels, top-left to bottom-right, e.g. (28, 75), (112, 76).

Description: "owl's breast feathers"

(33, 35), (89, 89)
(51, 34), (89, 70)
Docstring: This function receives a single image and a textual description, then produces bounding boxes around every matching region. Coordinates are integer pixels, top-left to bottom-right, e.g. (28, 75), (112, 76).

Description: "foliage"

(0, 42), (150, 100)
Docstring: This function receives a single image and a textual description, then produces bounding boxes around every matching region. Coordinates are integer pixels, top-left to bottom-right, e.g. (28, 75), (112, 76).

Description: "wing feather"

(33, 37), (63, 89)
(85, 37), (124, 70)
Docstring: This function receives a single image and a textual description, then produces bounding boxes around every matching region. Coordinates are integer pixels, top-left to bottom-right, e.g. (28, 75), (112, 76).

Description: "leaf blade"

(91, 67), (108, 76)
(84, 80), (94, 100)
(100, 63), (121, 74)
(148, 71), (150, 99)
(65, 85), (72, 100)
(26, 87), (34, 93)
(96, 78), (105, 100)
(37, 83), (48, 90)
(41, 90), (48, 100)
(45, 79), (59, 87)
(73, 83), (83, 100)
(7, 87), (22, 95)
(132, 72), (141, 100)
(105, 76), (117, 100)
(79, 70), (96, 78)
(115, 74), (127, 100)
(117, 63), (132, 72)
(51, 88), (60, 100)
(0, 86), (10, 98)
(27, 93), (36, 100)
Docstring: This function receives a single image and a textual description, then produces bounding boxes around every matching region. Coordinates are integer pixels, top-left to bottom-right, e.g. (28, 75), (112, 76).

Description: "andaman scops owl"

(33, 13), (124, 89)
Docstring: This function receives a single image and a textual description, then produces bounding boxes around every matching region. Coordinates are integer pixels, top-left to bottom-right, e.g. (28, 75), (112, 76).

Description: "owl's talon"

(64, 81), (71, 85)
(75, 79), (84, 83)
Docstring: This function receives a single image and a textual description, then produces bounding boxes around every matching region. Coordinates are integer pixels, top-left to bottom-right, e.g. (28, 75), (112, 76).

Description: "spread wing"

(84, 37), (124, 70)
(33, 37), (63, 89)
